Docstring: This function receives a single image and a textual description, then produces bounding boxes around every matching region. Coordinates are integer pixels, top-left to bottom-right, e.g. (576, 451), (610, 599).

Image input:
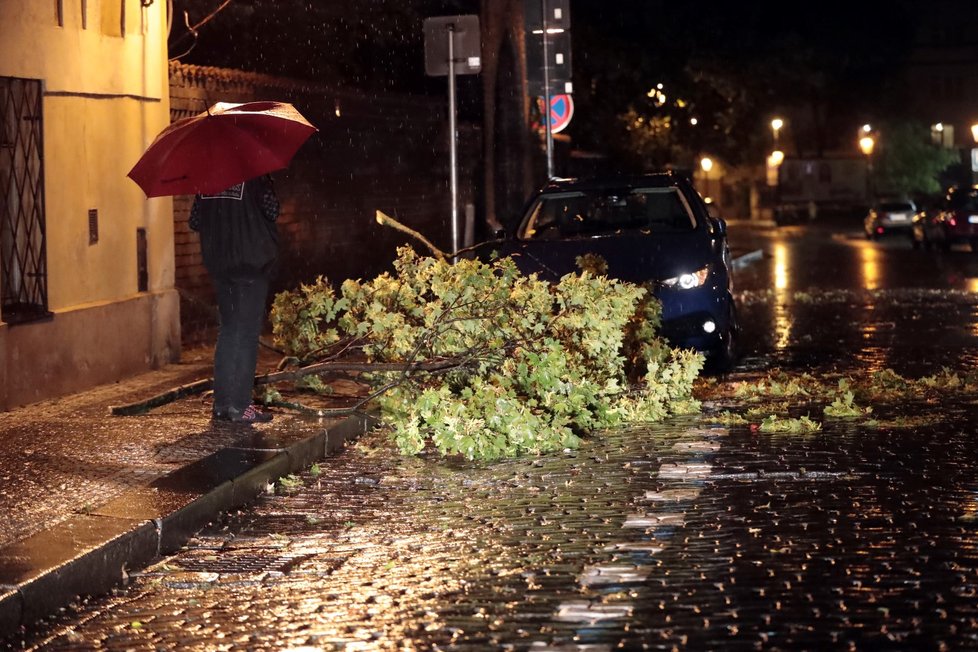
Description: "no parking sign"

(546, 94), (574, 133)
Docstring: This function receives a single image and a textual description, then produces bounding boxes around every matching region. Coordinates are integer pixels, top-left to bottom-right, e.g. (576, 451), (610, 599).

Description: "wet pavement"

(8, 218), (978, 650)
(0, 346), (375, 645)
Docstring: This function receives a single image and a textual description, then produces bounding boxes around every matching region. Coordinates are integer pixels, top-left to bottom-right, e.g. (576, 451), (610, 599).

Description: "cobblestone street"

(13, 222), (978, 650)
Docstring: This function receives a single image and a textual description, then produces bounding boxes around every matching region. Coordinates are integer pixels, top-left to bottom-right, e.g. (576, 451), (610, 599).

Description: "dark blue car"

(482, 173), (738, 370)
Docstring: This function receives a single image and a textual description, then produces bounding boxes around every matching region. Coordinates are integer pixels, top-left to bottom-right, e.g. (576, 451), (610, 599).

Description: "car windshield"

(519, 187), (696, 239)
(949, 190), (978, 212)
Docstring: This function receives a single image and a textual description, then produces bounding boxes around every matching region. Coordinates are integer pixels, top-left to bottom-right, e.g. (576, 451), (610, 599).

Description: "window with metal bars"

(1, 77), (50, 324)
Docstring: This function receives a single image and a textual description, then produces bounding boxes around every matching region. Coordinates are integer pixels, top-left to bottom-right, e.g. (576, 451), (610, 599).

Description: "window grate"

(88, 208), (98, 244)
(1, 77), (49, 324)
(136, 228), (148, 292)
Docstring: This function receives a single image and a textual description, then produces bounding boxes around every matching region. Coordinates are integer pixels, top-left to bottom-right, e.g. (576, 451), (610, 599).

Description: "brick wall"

(169, 63), (480, 342)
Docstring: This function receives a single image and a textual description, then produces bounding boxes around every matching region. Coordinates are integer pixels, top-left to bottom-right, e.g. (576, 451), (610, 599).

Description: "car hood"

(489, 231), (716, 284)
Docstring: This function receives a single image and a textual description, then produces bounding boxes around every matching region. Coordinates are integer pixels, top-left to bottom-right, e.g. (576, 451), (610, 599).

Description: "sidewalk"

(0, 345), (375, 635)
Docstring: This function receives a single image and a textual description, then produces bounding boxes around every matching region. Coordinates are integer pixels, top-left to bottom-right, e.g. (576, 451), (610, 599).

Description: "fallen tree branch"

(108, 357), (467, 416)
(375, 209), (504, 261)
(376, 210), (448, 261)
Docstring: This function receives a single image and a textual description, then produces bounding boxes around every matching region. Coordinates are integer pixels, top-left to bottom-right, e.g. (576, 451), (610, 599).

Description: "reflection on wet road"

(15, 221), (978, 650)
(732, 223), (978, 374)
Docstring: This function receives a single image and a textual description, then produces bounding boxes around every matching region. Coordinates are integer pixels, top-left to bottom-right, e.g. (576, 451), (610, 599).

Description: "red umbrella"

(127, 101), (317, 197)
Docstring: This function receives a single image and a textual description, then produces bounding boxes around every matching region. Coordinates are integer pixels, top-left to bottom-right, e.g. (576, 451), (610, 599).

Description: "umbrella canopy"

(127, 101), (317, 198)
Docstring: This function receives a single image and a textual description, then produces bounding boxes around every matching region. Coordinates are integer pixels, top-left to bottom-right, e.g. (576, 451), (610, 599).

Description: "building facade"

(0, 1), (179, 409)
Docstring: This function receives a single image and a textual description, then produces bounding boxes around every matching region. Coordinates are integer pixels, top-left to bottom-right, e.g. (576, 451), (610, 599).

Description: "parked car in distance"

(477, 173), (738, 371)
(912, 185), (978, 252)
(864, 199), (917, 240)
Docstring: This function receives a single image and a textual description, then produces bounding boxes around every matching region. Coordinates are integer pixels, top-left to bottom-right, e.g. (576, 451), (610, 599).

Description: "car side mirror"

(713, 217), (727, 236)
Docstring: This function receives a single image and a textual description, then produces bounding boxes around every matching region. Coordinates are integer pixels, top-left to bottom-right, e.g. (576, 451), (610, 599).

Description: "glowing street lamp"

(859, 136), (875, 156)
(771, 117), (784, 146)
(859, 134), (876, 201)
(766, 150), (784, 188)
(699, 156), (715, 204)
(972, 123), (978, 143)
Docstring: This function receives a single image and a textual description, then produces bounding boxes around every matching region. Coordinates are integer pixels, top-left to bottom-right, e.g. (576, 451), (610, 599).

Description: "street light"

(858, 136), (875, 156)
(766, 150), (784, 189)
(971, 123), (978, 144)
(700, 156), (715, 204)
(859, 135), (875, 203)
(771, 117), (784, 148)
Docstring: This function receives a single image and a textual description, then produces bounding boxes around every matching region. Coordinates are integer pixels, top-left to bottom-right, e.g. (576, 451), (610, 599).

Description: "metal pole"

(447, 24), (460, 258)
(541, 0), (554, 179)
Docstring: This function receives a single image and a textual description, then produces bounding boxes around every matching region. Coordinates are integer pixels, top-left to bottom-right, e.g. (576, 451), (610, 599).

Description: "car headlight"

(662, 266), (710, 289)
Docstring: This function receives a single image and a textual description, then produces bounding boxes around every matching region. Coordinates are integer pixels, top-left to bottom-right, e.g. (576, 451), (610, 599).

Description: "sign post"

(424, 15), (481, 257)
(524, 0), (571, 178)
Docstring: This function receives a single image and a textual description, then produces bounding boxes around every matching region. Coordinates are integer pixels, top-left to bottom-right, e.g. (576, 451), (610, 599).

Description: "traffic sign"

(423, 15), (482, 77)
(546, 94), (574, 133)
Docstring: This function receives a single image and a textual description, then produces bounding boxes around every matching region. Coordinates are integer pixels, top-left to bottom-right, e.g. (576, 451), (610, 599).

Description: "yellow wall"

(0, 0), (179, 409)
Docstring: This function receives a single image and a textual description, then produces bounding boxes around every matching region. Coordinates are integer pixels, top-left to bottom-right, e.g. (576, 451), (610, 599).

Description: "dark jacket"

(190, 176), (280, 278)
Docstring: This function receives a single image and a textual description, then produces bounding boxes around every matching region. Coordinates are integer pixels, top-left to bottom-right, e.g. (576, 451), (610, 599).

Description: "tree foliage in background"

(570, 1), (921, 171)
(271, 248), (703, 461)
(874, 122), (959, 197)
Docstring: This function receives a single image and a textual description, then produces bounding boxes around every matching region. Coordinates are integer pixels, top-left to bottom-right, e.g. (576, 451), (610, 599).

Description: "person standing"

(190, 174), (279, 423)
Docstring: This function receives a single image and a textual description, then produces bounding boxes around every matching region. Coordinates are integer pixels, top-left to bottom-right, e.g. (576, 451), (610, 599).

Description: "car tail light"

(876, 226), (884, 234)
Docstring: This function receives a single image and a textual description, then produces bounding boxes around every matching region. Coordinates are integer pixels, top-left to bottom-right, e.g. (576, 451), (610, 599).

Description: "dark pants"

(212, 274), (270, 414)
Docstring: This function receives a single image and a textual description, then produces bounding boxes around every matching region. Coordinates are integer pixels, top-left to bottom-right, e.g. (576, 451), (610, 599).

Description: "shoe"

(226, 404), (273, 424)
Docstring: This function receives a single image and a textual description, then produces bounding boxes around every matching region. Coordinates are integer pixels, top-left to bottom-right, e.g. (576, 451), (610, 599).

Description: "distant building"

(0, 1), (179, 409)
